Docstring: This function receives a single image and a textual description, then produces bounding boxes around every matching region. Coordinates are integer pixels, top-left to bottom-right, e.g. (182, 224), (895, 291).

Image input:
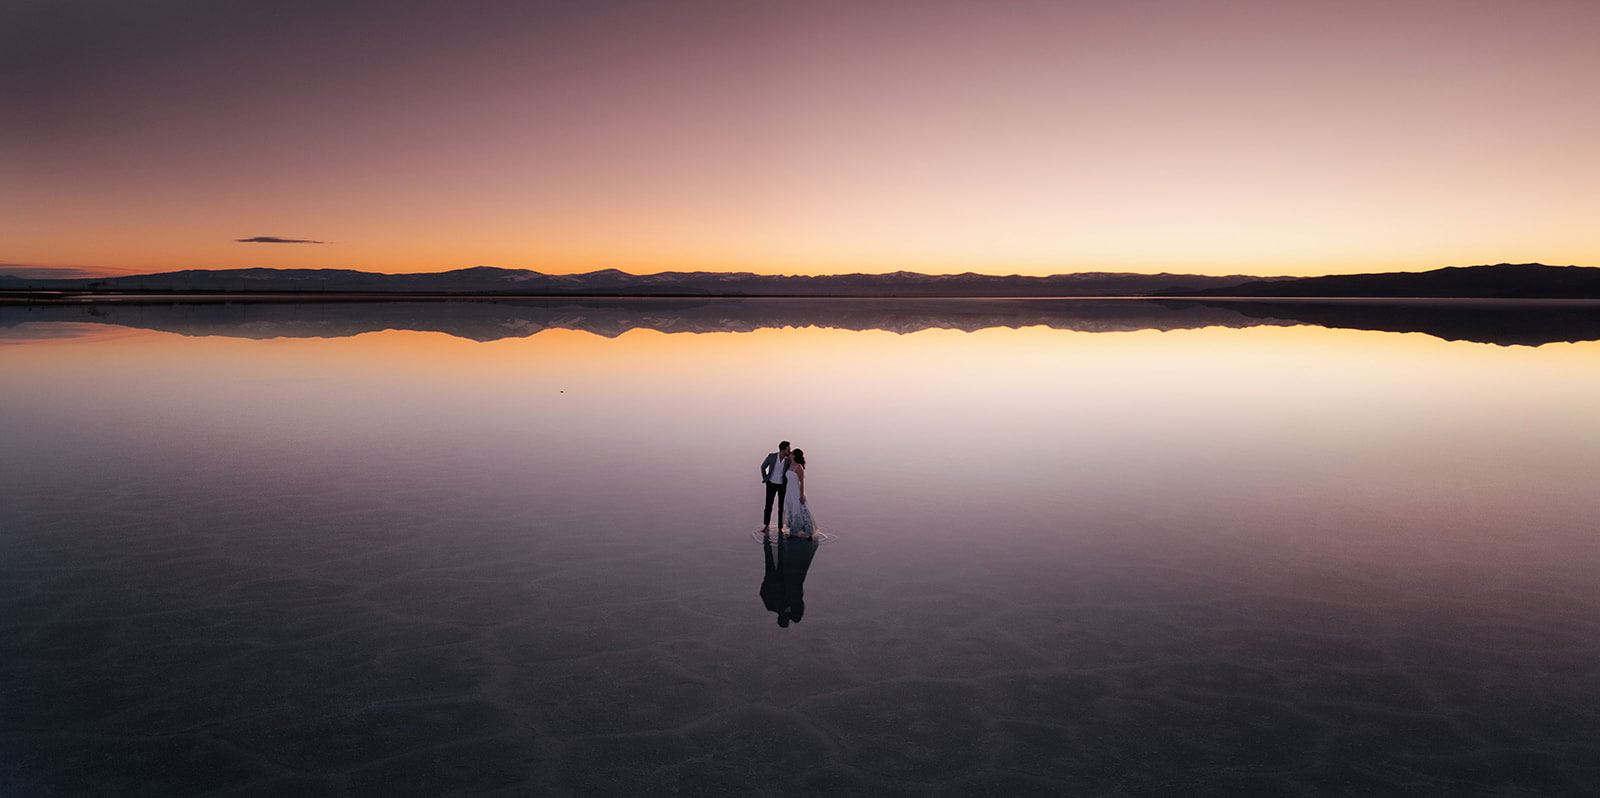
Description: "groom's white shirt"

(768, 454), (786, 484)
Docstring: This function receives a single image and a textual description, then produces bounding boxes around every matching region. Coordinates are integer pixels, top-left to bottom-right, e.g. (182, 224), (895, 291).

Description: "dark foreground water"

(3, 299), (1599, 796)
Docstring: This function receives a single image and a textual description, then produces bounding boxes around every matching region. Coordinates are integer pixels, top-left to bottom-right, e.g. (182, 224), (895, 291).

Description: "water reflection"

(760, 531), (820, 627)
(3, 317), (1599, 794)
(4, 296), (1600, 346)
(1190, 298), (1600, 347)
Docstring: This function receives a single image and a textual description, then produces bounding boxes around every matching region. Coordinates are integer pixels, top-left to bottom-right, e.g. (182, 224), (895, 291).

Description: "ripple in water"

(749, 526), (837, 544)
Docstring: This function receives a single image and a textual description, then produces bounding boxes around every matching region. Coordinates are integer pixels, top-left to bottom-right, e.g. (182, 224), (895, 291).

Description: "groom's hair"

(778, 440), (790, 450)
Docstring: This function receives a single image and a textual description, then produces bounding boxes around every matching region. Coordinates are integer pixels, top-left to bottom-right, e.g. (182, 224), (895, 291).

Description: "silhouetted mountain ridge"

(1183, 263), (1600, 298)
(7, 263), (1597, 298)
(0, 266), (1270, 296)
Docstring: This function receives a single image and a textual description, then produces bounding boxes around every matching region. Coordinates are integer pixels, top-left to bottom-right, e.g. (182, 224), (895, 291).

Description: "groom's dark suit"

(760, 451), (787, 527)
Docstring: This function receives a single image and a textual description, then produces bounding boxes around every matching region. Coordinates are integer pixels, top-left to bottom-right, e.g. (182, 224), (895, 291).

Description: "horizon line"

(0, 261), (1588, 282)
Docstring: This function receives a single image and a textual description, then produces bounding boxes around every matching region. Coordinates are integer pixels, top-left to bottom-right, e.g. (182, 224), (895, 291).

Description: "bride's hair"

(790, 449), (806, 466)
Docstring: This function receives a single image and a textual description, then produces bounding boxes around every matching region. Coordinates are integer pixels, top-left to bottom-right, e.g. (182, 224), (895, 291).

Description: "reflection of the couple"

(760, 532), (819, 627)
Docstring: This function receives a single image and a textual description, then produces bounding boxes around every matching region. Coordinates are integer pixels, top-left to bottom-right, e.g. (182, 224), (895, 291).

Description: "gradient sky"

(3, 0), (1597, 277)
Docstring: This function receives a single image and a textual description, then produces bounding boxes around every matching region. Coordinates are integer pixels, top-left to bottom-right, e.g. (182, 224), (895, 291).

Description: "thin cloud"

(236, 236), (326, 244)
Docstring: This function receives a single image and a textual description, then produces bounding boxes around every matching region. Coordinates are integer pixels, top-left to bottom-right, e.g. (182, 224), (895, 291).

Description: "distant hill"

(1181, 263), (1600, 299)
(0, 266), (1268, 297)
(7, 263), (1597, 299)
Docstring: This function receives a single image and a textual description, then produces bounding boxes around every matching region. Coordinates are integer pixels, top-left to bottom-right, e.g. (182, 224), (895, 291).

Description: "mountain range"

(0, 266), (1269, 296)
(4, 262), (1598, 299)
(1182, 263), (1600, 299)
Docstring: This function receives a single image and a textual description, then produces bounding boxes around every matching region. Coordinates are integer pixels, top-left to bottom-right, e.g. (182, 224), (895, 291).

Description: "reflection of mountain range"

(0, 298), (1258, 340)
(5, 297), (1599, 347)
(1186, 299), (1600, 347)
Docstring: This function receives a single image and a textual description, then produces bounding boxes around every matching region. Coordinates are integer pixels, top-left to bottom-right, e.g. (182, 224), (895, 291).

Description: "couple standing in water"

(759, 440), (816, 540)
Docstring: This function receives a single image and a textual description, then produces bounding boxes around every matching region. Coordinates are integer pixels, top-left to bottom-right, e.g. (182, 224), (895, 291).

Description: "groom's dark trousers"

(764, 480), (786, 527)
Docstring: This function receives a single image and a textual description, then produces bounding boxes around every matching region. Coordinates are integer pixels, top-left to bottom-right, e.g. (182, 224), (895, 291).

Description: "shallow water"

(3, 299), (1599, 795)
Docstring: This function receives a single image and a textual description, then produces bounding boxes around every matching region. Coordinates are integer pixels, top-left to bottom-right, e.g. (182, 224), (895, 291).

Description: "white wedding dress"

(784, 468), (816, 537)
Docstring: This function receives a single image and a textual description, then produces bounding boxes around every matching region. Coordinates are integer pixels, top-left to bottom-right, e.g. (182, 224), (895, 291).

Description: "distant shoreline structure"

(2, 263), (1598, 300)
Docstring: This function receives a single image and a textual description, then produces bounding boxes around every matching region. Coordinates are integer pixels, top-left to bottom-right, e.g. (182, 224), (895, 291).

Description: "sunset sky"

(3, 0), (1597, 278)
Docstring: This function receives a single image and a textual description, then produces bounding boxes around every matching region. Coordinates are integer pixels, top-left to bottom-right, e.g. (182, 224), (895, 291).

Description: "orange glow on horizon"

(5, 2), (1599, 279)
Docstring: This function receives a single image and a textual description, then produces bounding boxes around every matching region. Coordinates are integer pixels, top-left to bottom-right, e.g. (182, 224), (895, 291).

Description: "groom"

(760, 441), (791, 532)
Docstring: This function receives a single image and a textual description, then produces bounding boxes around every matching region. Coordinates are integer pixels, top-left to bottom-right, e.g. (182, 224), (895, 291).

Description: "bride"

(783, 448), (816, 540)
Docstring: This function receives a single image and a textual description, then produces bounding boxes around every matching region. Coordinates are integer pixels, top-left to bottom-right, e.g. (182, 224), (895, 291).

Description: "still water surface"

(3, 299), (1599, 795)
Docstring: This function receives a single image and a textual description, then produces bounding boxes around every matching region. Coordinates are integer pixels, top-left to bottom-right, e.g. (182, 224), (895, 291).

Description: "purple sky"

(4, 0), (1597, 276)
